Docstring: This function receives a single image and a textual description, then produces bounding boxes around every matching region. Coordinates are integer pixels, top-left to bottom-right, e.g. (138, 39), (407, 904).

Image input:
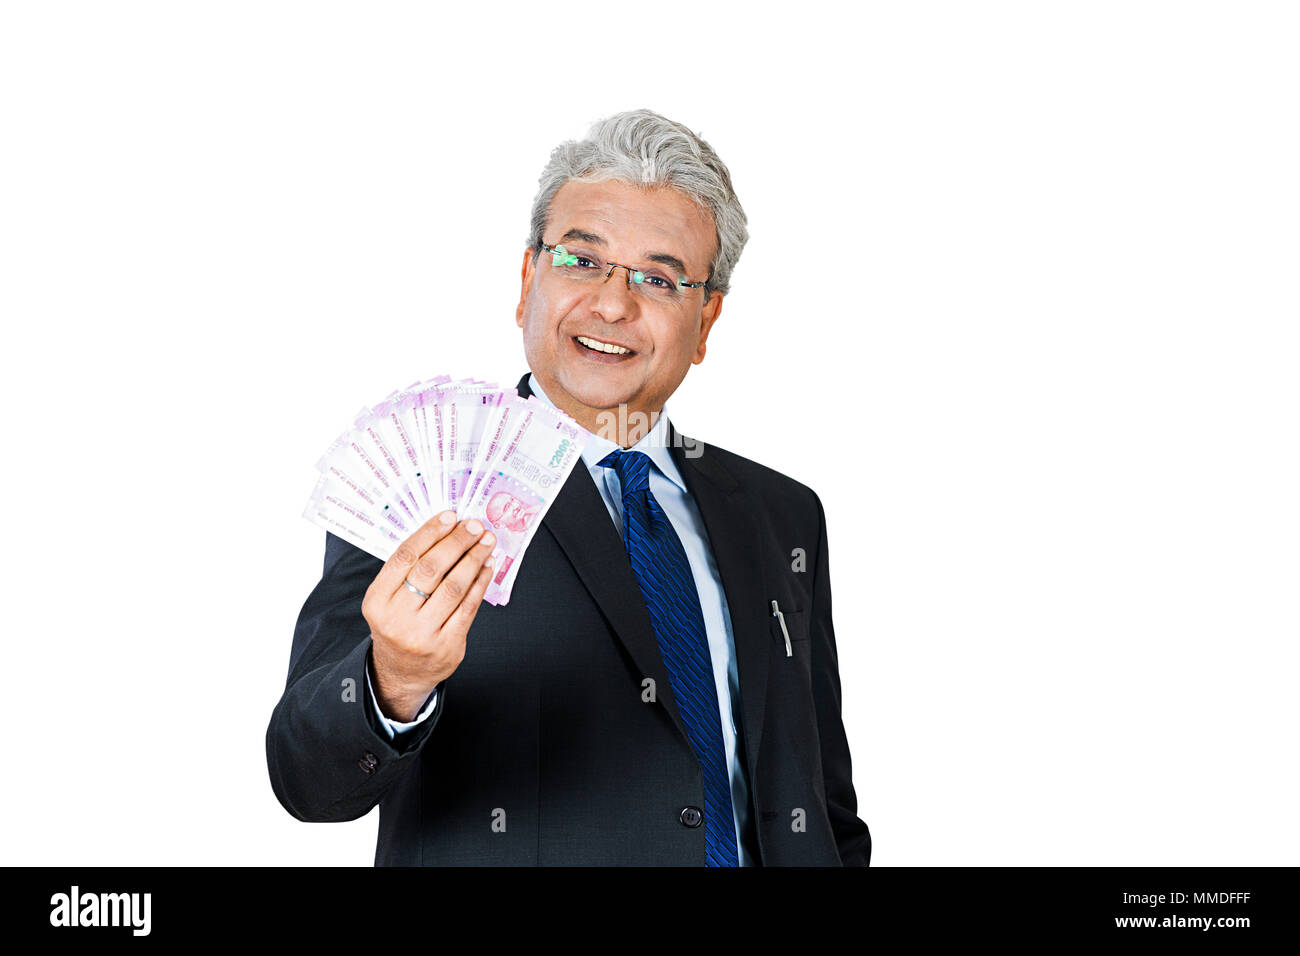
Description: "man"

(266, 109), (871, 866)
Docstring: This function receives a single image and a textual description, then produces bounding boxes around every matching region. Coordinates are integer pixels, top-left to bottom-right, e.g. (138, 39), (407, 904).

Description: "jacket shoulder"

(683, 437), (825, 526)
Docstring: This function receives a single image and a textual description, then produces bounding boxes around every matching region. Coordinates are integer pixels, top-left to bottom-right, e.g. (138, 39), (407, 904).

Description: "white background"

(2, 1), (1295, 866)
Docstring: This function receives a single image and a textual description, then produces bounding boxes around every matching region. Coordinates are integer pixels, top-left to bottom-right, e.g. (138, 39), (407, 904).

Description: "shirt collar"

(526, 372), (687, 492)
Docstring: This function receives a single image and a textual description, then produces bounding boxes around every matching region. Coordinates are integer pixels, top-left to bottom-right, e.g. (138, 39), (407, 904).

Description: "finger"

(440, 550), (496, 637)
(395, 575), (434, 608)
(398, 518), (490, 605)
(418, 527), (496, 629)
(373, 510), (460, 600)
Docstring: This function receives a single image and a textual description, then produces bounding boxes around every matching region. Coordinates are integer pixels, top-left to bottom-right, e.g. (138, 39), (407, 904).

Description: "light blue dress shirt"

(368, 372), (754, 865)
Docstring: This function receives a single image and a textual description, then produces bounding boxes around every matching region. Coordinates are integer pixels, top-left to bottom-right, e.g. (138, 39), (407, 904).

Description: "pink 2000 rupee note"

(313, 457), (414, 539)
(317, 424), (421, 528)
(402, 376), (453, 509)
(352, 402), (429, 521)
(304, 374), (589, 600)
(441, 385), (512, 512)
(460, 400), (589, 605)
(302, 476), (404, 561)
(371, 394), (434, 517)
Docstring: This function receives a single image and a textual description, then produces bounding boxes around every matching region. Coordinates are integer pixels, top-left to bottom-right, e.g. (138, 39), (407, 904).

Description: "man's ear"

(516, 247), (537, 328)
(692, 291), (724, 364)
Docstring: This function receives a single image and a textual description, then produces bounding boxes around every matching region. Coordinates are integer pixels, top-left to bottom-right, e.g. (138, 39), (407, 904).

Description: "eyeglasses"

(539, 242), (708, 306)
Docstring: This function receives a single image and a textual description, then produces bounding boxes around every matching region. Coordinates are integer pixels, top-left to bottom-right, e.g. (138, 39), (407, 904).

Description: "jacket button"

(680, 806), (703, 828)
(358, 752), (379, 774)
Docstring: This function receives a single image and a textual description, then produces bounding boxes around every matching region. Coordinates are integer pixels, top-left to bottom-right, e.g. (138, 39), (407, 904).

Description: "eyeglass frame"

(537, 240), (710, 301)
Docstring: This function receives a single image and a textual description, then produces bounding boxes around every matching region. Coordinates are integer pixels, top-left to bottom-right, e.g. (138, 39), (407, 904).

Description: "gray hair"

(526, 109), (749, 298)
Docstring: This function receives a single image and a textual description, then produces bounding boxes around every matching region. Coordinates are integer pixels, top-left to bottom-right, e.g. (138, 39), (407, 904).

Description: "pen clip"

(771, 600), (792, 657)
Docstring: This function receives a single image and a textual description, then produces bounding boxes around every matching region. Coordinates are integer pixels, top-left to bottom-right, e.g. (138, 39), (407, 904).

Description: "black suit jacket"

(267, 371), (871, 865)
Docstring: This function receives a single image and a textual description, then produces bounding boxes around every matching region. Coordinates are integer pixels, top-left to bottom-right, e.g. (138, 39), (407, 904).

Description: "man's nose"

(590, 265), (639, 321)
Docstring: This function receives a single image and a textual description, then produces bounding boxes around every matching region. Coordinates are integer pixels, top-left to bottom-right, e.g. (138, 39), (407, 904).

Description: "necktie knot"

(598, 448), (652, 496)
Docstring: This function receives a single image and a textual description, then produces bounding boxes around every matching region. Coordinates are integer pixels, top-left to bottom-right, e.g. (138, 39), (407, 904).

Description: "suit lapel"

(518, 373), (771, 775)
(520, 373), (692, 747)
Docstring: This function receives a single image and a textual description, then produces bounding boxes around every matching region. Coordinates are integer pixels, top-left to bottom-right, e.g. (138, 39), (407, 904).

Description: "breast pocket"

(769, 600), (809, 656)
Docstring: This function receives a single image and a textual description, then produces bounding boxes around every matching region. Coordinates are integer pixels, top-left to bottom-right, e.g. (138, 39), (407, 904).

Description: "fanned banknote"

(303, 375), (590, 606)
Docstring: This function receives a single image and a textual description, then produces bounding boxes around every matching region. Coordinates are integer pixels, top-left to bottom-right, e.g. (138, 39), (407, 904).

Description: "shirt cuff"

(366, 659), (439, 740)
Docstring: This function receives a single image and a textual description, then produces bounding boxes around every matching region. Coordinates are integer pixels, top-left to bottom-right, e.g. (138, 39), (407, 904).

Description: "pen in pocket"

(771, 599), (792, 657)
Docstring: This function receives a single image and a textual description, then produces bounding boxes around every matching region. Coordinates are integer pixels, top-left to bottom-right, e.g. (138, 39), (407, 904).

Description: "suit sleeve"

(265, 531), (444, 822)
(809, 489), (873, 866)
(366, 660), (439, 739)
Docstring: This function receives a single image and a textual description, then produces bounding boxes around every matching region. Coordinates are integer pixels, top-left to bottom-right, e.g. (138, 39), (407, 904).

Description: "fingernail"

(481, 531), (496, 547)
(439, 511), (456, 525)
(465, 518), (483, 535)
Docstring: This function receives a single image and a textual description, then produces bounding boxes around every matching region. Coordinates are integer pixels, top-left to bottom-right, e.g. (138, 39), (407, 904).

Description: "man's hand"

(362, 511), (496, 721)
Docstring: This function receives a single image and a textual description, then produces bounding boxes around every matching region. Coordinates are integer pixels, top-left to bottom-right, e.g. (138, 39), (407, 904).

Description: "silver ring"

(401, 578), (431, 599)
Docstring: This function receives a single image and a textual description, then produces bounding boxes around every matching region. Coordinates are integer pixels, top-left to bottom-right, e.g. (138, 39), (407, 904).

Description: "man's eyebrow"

(558, 228), (689, 274)
(558, 229), (606, 247)
(643, 251), (688, 274)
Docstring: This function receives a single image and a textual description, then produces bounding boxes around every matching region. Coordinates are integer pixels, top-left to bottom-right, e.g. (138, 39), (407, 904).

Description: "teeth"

(577, 335), (631, 355)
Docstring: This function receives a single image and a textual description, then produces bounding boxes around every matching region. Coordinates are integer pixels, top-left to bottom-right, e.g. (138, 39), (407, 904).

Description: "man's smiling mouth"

(574, 335), (635, 355)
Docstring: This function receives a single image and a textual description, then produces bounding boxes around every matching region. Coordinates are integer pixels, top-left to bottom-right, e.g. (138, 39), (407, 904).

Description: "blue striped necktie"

(598, 447), (739, 867)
